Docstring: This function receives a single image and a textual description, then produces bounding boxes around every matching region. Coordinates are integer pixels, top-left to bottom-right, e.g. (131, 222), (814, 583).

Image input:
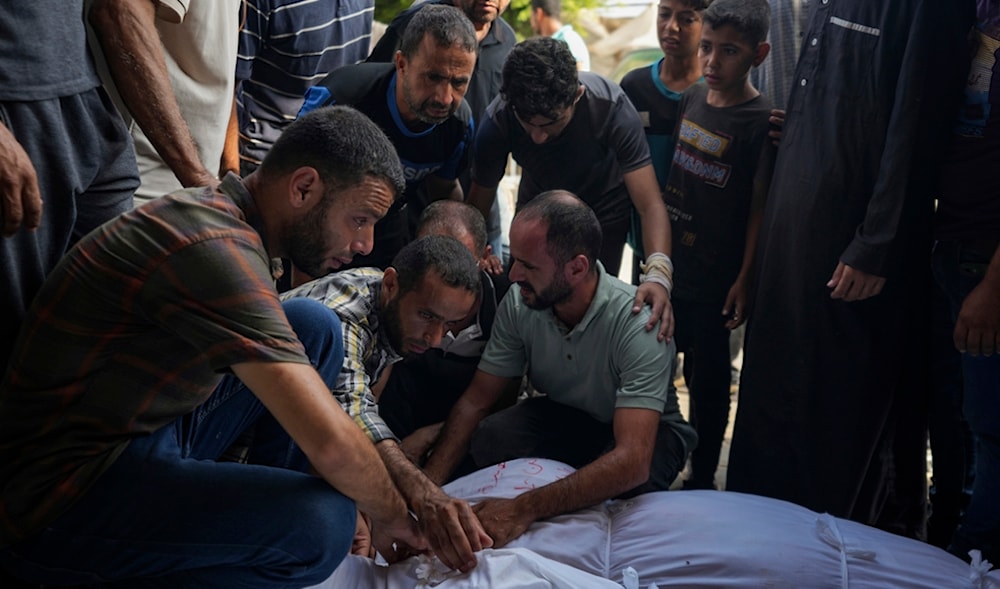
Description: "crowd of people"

(0, 0), (996, 587)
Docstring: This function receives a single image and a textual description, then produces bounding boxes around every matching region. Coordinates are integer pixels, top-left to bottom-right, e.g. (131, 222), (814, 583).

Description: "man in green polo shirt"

(423, 190), (696, 548)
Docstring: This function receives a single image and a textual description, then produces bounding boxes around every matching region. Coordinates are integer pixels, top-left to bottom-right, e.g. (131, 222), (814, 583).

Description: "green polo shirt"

(480, 264), (695, 448)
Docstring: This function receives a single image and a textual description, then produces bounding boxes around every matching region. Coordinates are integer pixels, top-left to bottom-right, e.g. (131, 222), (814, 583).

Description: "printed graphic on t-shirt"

(673, 119), (734, 188)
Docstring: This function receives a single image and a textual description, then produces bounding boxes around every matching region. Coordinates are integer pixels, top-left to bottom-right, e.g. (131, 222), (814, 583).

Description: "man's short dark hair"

(401, 4), (478, 59)
(677, 0), (713, 10)
(258, 105), (404, 198)
(391, 235), (482, 297)
(501, 37), (579, 121)
(530, 0), (560, 18)
(417, 200), (488, 255)
(517, 190), (601, 270)
(703, 0), (769, 46)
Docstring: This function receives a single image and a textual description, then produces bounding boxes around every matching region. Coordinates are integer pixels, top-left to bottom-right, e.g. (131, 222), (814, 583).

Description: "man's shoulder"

(446, 98), (475, 132)
(619, 64), (652, 93)
(281, 268), (383, 321)
(591, 272), (662, 339)
(320, 62), (393, 102)
(578, 72), (633, 122)
(580, 71), (625, 101)
(486, 16), (517, 50)
(301, 63), (392, 118)
(142, 181), (255, 244)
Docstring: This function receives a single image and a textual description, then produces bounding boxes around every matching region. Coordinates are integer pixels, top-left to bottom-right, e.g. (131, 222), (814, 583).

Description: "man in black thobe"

(728, 0), (974, 538)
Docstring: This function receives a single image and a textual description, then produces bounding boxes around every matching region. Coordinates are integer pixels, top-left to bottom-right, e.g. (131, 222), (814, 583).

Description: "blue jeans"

(932, 240), (1000, 563)
(1, 298), (354, 588)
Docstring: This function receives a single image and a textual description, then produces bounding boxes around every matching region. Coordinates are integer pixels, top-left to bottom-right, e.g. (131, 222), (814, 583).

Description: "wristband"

(640, 252), (674, 296)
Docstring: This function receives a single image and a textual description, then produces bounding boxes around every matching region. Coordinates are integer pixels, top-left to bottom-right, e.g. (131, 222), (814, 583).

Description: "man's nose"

(425, 323), (447, 347)
(434, 82), (454, 107)
(529, 128), (549, 144)
(508, 261), (524, 282)
(353, 227), (374, 255)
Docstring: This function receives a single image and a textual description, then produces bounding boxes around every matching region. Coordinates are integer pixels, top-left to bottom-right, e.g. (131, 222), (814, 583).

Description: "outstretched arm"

(232, 360), (426, 553)
(472, 407), (661, 548)
(466, 181), (498, 221)
(425, 174), (464, 202)
(89, 0), (217, 188)
(624, 164), (674, 342)
(376, 440), (492, 573)
(422, 369), (512, 485)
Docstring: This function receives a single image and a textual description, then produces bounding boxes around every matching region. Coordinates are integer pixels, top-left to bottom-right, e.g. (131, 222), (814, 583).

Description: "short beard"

(381, 296), (406, 354)
(403, 77), (452, 125)
(520, 274), (572, 310)
(286, 196), (332, 278)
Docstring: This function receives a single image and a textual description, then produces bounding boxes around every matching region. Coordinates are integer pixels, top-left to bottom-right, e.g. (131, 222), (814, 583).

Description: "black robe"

(727, 0), (974, 537)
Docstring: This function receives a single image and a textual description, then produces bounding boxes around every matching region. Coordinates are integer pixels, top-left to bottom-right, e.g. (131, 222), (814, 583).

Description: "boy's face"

(657, 0), (703, 59)
(699, 23), (766, 95)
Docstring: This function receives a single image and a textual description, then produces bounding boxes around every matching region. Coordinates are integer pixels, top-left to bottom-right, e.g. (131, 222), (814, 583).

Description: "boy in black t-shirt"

(663, 0), (774, 490)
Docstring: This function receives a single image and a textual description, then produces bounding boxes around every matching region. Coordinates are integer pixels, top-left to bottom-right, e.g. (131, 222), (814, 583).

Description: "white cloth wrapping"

(309, 459), (1000, 588)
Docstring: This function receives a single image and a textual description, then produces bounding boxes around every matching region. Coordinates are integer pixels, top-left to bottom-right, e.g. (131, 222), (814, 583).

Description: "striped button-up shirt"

(283, 269), (401, 443)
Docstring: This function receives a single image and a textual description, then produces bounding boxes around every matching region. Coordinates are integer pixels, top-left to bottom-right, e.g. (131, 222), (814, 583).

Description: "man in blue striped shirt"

(237, 0), (376, 174)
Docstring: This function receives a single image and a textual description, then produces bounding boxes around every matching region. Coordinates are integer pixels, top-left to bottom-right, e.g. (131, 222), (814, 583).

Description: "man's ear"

(564, 254), (590, 284)
(753, 41), (771, 67)
(382, 267), (399, 304)
(288, 166), (322, 209)
(394, 49), (407, 75)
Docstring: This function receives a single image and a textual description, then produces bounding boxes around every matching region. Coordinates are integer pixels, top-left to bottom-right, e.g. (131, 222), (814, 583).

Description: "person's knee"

(284, 485), (358, 584)
(469, 414), (511, 468)
(281, 298), (344, 385)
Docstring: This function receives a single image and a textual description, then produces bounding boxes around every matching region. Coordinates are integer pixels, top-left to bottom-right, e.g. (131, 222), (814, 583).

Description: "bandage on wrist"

(640, 253), (673, 296)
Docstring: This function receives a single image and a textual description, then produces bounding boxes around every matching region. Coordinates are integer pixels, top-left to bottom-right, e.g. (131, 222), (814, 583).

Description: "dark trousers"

(0, 89), (139, 374)
(671, 298), (733, 488)
(469, 396), (688, 495)
(932, 240), (1000, 563)
(1, 299), (354, 588)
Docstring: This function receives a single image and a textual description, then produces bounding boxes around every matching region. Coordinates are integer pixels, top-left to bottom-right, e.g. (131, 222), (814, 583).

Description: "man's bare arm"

(231, 360), (425, 550)
(472, 407), (661, 547)
(89, 0), (216, 188)
(425, 174), (464, 202)
(465, 181), (497, 221)
(623, 164), (674, 342)
(220, 95), (240, 178)
(422, 369), (512, 485)
(376, 440), (491, 573)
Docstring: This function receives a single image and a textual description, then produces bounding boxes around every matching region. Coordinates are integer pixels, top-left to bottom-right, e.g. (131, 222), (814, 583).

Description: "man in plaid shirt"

(284, 233), (491, 572)
(0, 106), (425, 587)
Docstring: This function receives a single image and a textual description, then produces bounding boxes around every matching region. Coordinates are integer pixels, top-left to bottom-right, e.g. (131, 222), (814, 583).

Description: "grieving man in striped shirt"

(237, 0), (376, 174)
